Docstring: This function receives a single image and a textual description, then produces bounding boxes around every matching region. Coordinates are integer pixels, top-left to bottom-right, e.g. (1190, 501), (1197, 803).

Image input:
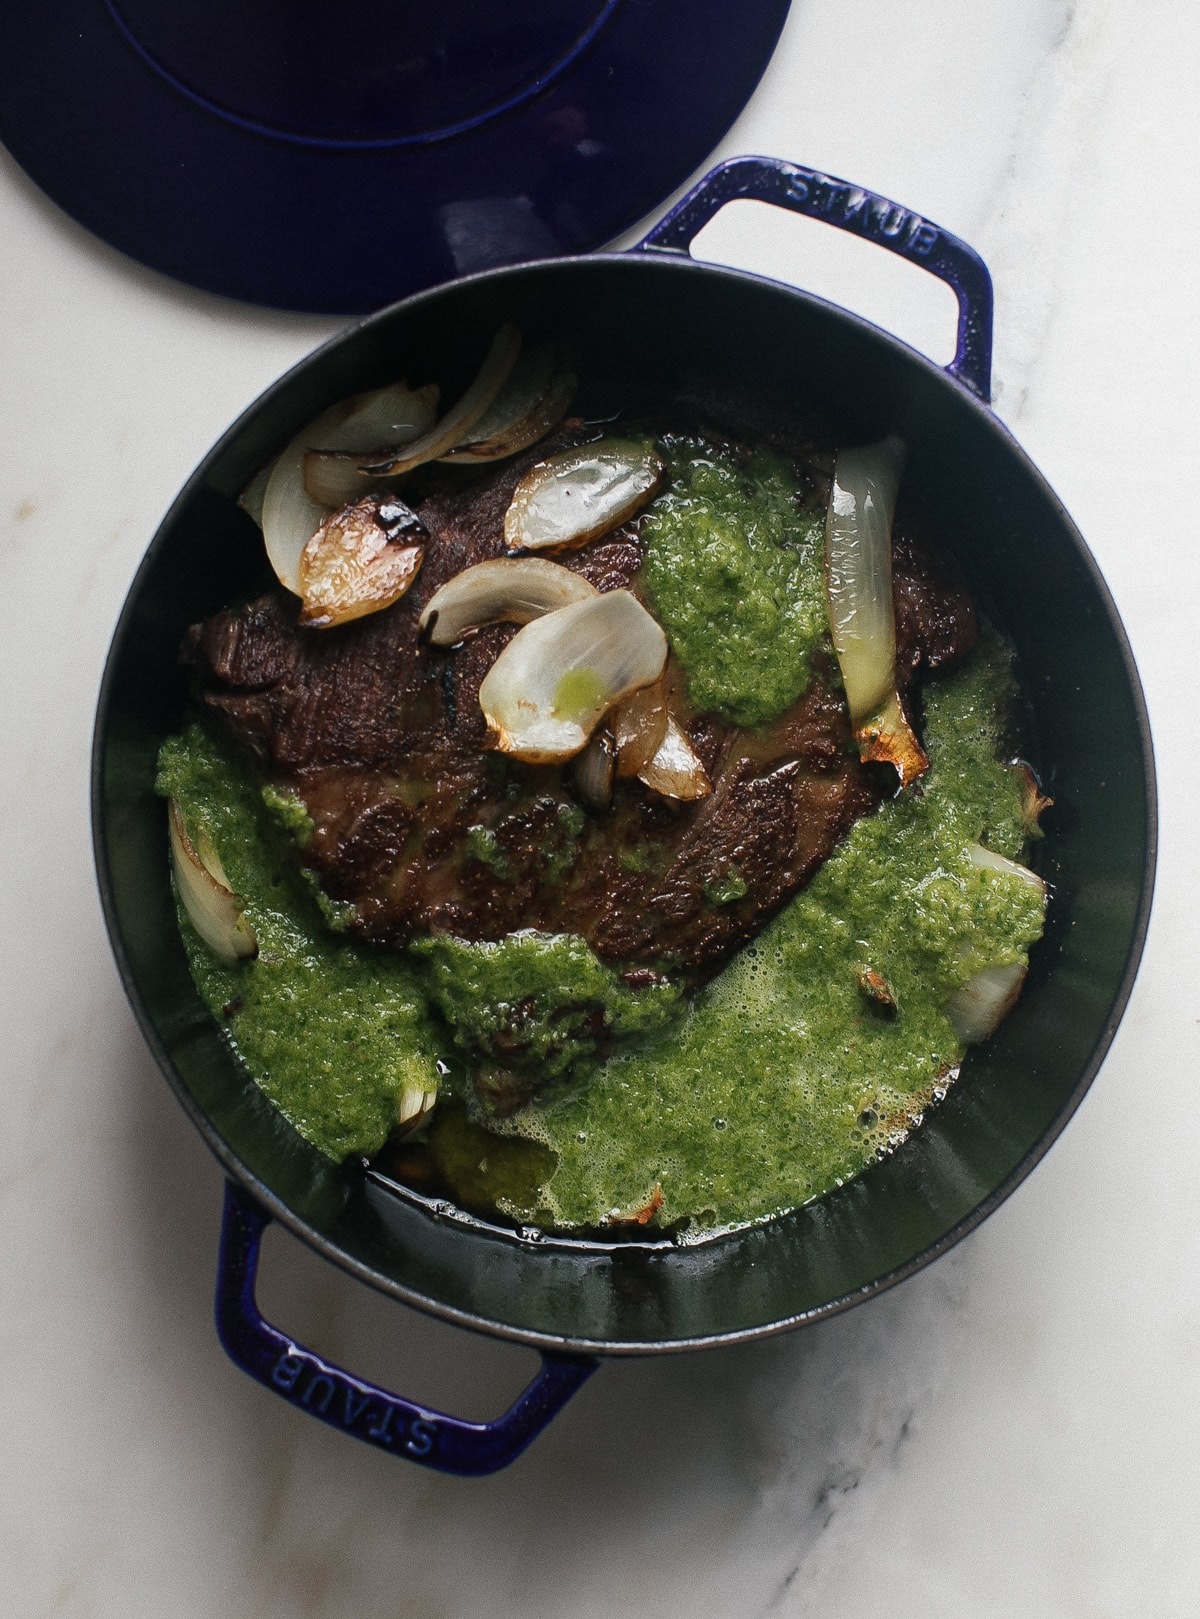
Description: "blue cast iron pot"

(92, 158), (1156, 1475)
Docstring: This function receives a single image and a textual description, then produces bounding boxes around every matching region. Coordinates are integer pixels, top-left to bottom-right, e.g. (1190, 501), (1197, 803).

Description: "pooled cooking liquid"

(159, 428), (1046, 1237)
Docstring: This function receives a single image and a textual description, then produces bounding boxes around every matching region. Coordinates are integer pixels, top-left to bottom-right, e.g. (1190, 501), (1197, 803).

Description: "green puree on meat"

(640, 436), (829, 725)
(157, 726), (443, 1161)
(157, 632), (1044, 1231)
(413, 932), (680, 1084)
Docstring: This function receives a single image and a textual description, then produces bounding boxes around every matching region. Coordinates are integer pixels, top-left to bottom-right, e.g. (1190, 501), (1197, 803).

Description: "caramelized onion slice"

(298, 493), (426, 628)
(168, 799), (257, 966)
(419, 557), (597, 645)
(505, 439), (665, 552)
(261, 381), (438, 592)
(612, 678), (669, 778)
(825, 434), (927, 786)
(479, 589), (668, 763)
(356, 324), (522, 480)
(1012, 761), (1054, 832)
(637, 718), (712, 800)
(440, 343), (577, 465)
(856, 690), (929, 785)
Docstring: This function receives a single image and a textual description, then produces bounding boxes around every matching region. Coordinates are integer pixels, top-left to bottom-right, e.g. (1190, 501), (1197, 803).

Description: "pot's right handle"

(635, 155), (993, 404)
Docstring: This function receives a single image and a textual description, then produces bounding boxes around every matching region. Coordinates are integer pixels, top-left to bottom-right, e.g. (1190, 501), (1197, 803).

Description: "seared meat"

(185, 434), (976, 976)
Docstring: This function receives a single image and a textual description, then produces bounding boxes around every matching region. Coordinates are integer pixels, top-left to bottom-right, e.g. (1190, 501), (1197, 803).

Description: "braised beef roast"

(185, 433), (976, 978)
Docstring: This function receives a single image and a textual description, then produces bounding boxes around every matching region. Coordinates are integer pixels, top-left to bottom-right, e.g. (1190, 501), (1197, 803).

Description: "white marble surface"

(3, 2), (1199, 1613)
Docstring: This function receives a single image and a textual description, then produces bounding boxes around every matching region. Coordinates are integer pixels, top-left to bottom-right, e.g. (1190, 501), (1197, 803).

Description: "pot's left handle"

(215, 1180), (597, 1475)
(635, 155), (993, 403)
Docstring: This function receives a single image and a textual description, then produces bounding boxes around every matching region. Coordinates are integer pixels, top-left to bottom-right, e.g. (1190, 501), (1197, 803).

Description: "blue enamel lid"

(0, 0), (790, 313)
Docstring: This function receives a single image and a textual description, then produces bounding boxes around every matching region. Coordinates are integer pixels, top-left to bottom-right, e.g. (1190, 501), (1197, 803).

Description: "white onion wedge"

(947, 846), (1045, 1043)
(261, 380), (437, 593)
(612, 678), (668, 778)
(966, 841), (1047, 894)
(238, 459), (272, 528)
(419, 557), (597, 645)
(355, 324), (522, 480)
(396, 1083), (438, 1135)
(168, 799), (257, 966)
(300, 381), (440, 505)
(298, 494), (425, 629)
(262, 443), (329, 596)
(948, 963), (1027, 1044)
(439, 343), (576, 465)
(504, 439), (665, 552)
(825, 434), (928, 786)
(570, 730), (616, 811)
(637, 718), (712, 800)
(479, 589), (668, 763)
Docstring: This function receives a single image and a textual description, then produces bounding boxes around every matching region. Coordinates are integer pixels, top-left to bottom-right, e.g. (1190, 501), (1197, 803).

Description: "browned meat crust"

(184, 433), (976, 977)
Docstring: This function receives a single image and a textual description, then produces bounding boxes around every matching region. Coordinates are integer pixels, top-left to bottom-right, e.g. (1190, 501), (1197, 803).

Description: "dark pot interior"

(93, 253), (1155, 1353)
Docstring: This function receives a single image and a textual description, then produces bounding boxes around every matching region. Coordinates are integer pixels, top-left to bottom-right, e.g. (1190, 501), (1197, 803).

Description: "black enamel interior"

(92, 254), (1155, 1353)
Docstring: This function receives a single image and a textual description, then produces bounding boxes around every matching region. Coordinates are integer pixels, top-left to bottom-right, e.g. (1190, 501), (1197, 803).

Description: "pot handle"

(635, 155), (993, 403)
(214, 1180), (597, 1475)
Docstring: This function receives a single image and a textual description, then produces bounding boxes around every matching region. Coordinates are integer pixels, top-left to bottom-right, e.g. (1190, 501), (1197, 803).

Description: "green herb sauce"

(498, 634), (1045, 1231)
(157, 632), (1043, 1232)
(413, 932), (680, 1084)
(157, 727), (442, 1160)
(640, 438), (828, 726)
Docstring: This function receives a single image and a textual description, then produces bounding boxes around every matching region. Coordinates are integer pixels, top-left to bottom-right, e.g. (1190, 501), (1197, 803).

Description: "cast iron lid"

(0, 0), (790, 313)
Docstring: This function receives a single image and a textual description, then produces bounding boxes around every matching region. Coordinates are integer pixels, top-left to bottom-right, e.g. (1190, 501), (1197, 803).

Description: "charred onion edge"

(856, 965), (898, 1012)
(300, 382), (441, 507)
(612, 678), (669, 779)
(1012, 760), (1054, 832)
(608, 1183), (665, 1226)
(856, 690), (929, 786)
